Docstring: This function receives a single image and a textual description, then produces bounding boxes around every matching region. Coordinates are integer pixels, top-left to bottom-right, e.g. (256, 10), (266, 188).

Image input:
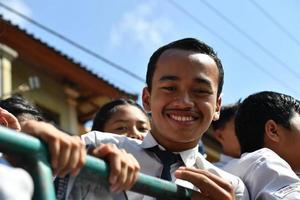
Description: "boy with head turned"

(225, 91), (300, 199)
(211, 102), (241, 168)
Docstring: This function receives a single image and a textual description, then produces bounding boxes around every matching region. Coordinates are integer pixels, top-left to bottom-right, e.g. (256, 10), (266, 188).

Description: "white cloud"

(109, 2), (174, 50)
(0, 0), (32, 26)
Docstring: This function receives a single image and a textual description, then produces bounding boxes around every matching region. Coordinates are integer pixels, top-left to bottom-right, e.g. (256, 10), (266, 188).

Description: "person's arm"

(91, 144), (140, 192)
(21, 120), (140, 193)
(175, 167), (235, 200)
(20, 120), (86, 177)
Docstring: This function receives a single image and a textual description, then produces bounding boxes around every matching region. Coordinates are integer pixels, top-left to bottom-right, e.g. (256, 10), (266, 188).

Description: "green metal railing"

(0, 126), (193, 200)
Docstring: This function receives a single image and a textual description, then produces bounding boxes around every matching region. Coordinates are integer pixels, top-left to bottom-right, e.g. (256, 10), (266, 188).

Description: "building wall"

(11, 59), (78, 134)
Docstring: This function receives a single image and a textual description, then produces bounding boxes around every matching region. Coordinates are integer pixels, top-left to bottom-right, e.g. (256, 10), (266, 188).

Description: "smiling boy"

(142, 48), (221, 152)
(80, 38), (249, 200)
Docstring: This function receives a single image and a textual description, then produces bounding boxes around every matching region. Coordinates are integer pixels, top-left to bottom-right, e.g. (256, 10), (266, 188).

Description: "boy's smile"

(143, 49), (221, 151)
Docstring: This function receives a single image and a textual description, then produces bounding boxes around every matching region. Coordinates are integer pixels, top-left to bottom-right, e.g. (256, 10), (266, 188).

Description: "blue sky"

(1, 0), (300, 105)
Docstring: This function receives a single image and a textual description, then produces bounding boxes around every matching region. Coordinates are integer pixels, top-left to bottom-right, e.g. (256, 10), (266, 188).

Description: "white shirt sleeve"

(0, 164), (34, 200)
(225, 148), (300, 200)
(81, 131), (125, 147)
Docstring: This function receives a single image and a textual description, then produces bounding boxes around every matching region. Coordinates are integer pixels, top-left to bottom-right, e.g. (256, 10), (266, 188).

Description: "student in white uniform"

(0, 106), (139, 199)
(224, 91), (300, 199)
(0, 107), (34, 200)
(73, 38), (249, 200)
(211, 101), (241, 168)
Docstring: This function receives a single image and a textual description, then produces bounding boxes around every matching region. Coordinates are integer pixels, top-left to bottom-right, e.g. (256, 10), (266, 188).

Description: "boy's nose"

(173, 92), (194, 108)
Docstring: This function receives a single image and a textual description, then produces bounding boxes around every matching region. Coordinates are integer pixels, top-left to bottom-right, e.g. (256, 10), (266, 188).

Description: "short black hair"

(0, 95), (44, 121)
(146, 38), (224, 97)
(91, 98), (148, 131)
(235, 91), (300, 154)
(212, 100), (240, 130)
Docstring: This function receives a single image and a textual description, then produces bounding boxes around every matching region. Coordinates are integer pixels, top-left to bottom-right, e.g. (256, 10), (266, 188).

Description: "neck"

(150, 131), (199, 152)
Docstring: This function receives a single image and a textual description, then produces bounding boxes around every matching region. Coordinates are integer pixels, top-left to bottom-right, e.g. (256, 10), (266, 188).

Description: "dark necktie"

(148, 146), (181, 181)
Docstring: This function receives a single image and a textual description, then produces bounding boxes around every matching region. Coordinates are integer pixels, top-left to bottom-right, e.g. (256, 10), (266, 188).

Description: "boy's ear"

(142, 87), (151, 112)
(213, 96), (222, 121)
(213, 130), (224, 144)
(265, 120), (280, 143)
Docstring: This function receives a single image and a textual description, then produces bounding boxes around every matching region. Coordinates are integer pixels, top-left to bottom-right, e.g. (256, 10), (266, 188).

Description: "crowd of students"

(1, 37), (300, 200)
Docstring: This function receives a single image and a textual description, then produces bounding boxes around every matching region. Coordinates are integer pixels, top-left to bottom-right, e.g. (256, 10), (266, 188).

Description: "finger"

(48, 137), (60, 173)
(111, 149), (130, 192)
(92, 143), (113, 158)
(175, 169), (233, 200)
(177, 167), (233, 192)
(108, 153), (121, 191)
(94, 144), (121, 186)
(124, 153), (140, 190)
(112, 160), (127, 192)
(59, 137), (81, 177)
(0, 108), (20, 131)
(115, 150), (133, 192)
(56, 138), (71, 177)
(0, 116), (8, 127)
(72, 137), (86, 176)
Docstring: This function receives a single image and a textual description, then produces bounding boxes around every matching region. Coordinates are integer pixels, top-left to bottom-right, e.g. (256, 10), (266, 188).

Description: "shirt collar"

(140, 132), (199, 167)
(179, 146), (199, 167)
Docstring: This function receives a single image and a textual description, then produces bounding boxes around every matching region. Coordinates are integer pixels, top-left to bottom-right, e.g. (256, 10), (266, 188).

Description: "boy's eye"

(161, 86), (176, 92)
(193, 89), (212, 95)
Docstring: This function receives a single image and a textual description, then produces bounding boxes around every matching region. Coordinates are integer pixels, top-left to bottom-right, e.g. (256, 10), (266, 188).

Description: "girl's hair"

(91, 98), (148, 131)
(0, 95), (44, 121)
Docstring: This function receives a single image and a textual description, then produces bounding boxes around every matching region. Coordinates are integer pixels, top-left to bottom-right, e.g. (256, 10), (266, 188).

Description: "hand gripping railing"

(0, 126), (193, 200)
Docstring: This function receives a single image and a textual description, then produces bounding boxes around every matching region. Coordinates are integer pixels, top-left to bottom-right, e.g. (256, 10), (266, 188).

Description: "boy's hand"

(21, 120), (86, 177)
(175, 167), (235, 200)
(91, 143), (140, 193)
(0, 107), (21, 131)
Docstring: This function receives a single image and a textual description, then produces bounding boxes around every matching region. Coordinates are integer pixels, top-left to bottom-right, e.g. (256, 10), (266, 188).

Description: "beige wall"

(11, 59), (79, 134)
(0, 43), (18, 98)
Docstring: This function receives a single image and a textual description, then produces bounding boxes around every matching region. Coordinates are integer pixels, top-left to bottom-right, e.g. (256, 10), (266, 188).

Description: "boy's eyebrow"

(159, 75), (179, 82)
(111, 119), (130, 123)
(194, 77), (212, 86)
(160, 75), (212, 85)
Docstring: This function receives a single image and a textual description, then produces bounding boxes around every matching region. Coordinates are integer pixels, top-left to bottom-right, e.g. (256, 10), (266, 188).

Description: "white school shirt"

(0, 158), (34, 200)
(213, 153), (238, 169)
(224, 148), (300, 200)
(80, 131), (249, 200)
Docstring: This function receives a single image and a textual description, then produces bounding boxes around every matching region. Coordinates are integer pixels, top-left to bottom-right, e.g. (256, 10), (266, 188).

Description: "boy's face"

(214, 117), (241, 157)
(276, 112), (300, 172)
(143, 49), (221, 151)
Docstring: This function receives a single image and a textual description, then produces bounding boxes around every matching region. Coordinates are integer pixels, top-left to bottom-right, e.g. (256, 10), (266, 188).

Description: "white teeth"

(170, 115), (193, 122)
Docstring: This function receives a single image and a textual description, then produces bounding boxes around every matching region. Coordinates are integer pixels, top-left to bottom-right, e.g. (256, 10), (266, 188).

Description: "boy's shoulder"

(226, 148), (291, 172)
(224, 148), (300, 200)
